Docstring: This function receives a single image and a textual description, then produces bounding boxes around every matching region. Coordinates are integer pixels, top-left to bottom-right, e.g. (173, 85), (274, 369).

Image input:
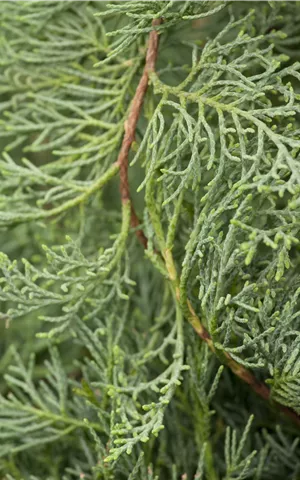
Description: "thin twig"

(117, 19), (162, 248)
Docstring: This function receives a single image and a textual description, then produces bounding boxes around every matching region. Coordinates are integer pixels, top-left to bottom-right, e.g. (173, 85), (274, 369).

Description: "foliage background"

(0, 1), (300, 479)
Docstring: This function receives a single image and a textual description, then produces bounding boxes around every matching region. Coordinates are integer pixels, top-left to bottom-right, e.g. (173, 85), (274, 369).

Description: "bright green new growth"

(0, 1), (300, 479)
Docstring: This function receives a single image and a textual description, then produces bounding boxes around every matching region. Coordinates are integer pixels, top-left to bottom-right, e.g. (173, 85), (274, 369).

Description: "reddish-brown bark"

(117, 19), (162, 248)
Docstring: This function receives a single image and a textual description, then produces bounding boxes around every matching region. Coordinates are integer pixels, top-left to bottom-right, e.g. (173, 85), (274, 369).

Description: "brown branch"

(117, 18), (162, 249)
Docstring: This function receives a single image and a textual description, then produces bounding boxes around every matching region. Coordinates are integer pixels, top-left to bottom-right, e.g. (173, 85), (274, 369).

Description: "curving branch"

(117, 18), (162, 248)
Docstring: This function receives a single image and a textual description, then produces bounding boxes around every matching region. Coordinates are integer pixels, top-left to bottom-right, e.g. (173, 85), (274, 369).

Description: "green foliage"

(0, 1), (300, 479)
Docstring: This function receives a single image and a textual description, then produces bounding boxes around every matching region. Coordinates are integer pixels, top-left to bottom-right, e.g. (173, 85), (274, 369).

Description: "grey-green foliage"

(0, 1), (300, 479)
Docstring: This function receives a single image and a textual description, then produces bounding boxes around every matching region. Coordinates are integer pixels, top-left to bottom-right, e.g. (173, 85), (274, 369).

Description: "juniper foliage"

(0, 1), (300, 479)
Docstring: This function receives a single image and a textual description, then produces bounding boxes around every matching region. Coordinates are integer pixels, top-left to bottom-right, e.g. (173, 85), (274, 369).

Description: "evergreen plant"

(0, 1), (300, 479)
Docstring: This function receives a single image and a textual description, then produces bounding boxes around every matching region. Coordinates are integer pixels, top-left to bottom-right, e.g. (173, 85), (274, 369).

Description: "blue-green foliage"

(0, 1), (300, 479)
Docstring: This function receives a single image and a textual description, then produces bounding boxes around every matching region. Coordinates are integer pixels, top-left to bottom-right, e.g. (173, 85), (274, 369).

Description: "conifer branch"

(148, 184), (300, 426)
(114, 3), (300, 437)
(117, 19), (162, 248)
(131, 14), (300, 431)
